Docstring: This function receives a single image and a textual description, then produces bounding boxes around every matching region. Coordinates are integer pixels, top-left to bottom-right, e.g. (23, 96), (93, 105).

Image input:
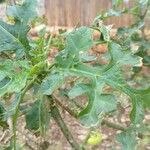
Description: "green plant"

(94, 0), (150, 73)
(0, 0), (150, 149)
(0, 0), (5, 3)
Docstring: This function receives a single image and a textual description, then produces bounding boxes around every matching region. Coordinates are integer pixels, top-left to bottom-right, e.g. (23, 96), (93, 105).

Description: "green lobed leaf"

(141, 88), (150, 108)
(4, 93), (21, 119)
(133, 87), (150, 108)
(79, 92), (117, 127)
(7, 0), (37, 24)
(68, 82), (116, 127)
(25, 99), (50, 133)
(55, 27), (94, 68)
(130, 98), (144, 124)
(116, 130), (137, 150)
(73, 43), (145, 125)
(108, 42), (142, 66)
(56, 40), (146, 126)
(112, 0), (123, 8)
(0, 102), (8, 128)
(0, 21), (26, 55)
(59, 62), (104, 80)
(94, 8), (128, 22)
(40, 72), (64, 95)
(50, 25), (149, 127)
(0, 0), (37, 57)
(66, 26), (94, 53)
(0, 60), (29, 96)
(68, 83), (91, 99)
(98, 50), (145, 124)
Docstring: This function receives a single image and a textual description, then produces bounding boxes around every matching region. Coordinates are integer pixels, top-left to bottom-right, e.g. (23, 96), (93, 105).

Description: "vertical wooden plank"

(80, 0), (96, 25)
(69, 0), (80, 26)
(64, 0), (80, 27)
(57, 0), (65, 26)
(80, 0), (87, 25)
(73, 0), (80, 26)
(65, 0), (71, 26)
(45, 0), (56, 26)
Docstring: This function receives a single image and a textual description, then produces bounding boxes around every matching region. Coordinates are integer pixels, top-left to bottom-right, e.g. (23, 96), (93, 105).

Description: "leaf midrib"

(0, 24), (25, 51)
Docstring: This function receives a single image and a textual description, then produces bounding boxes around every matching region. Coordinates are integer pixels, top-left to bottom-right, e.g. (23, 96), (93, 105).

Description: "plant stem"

(12, 77), (36, 150)
(47, 96), (82, 150)
(53, 97), (145, 139)
(139, 1), (150, 37)
(101, 119), (126, 131)
(140, 0), (150, 19)
(53, 94), (127, 131)
(52, 94), (78, 118)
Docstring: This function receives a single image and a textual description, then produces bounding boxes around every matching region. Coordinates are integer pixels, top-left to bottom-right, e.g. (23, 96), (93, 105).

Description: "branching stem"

(47, 96), (82, 150)
(52, 95), (126, 131)
(53, 95), (145, 139)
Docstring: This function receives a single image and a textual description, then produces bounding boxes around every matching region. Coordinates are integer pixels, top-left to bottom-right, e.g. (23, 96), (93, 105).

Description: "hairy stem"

(52, 94), (78, 118)
(47, 96), (82, 150)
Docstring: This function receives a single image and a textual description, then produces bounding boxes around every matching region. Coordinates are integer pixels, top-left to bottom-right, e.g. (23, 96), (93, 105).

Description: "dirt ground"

(0, 105), (150, 150)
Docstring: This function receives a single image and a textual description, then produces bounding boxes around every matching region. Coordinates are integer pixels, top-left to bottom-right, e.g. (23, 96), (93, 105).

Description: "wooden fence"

(45, 0), (134, 27)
